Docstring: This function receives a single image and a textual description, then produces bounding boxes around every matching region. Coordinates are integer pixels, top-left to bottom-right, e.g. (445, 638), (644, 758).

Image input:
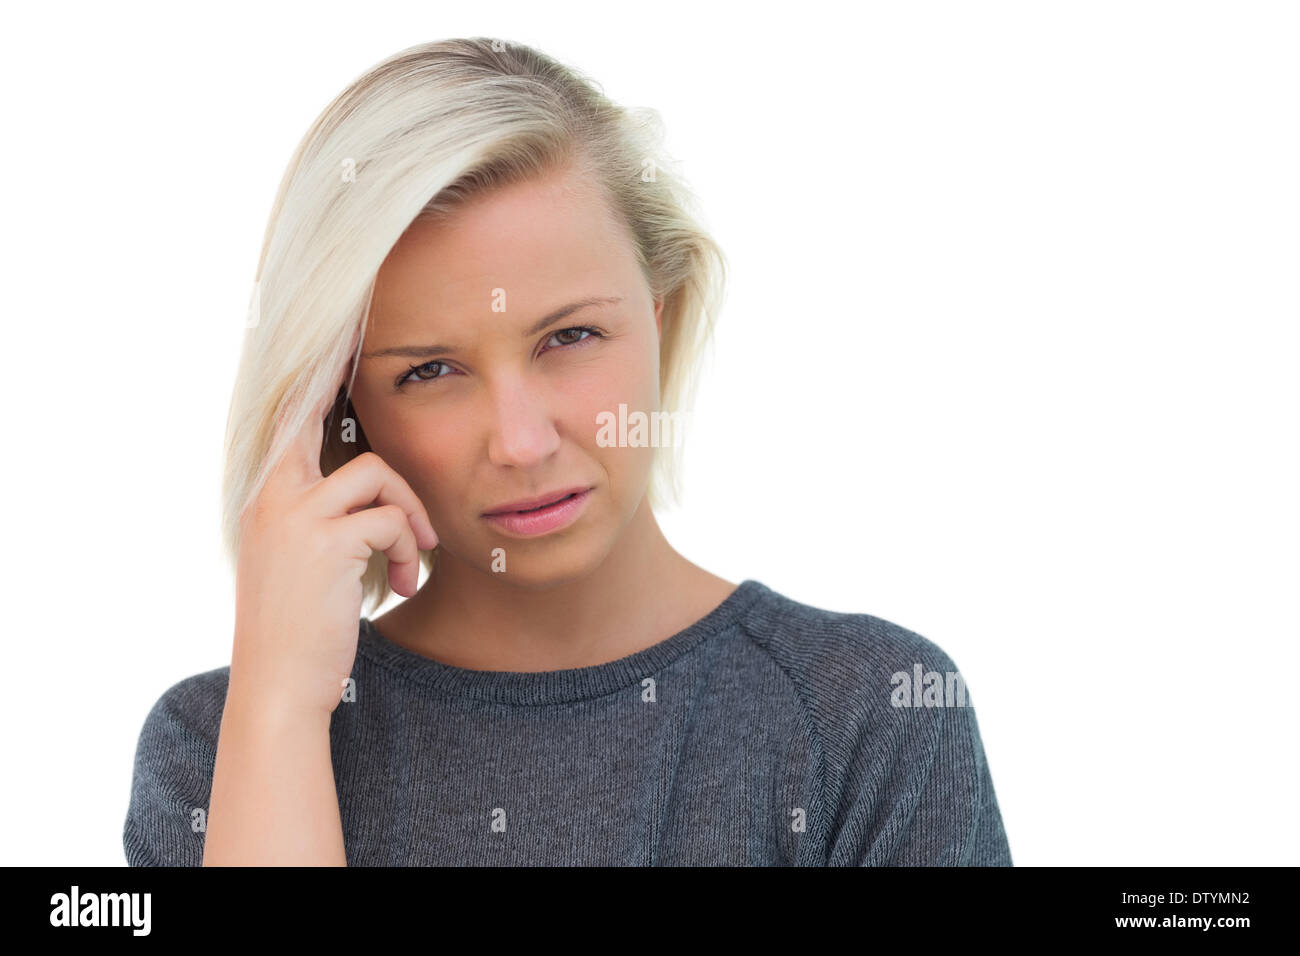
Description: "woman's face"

(348, 162), (664, 586)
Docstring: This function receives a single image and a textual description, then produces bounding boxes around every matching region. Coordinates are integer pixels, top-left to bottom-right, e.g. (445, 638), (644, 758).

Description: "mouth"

(483, 487), (591, 516)
(515, 492), (577, 512)
(482, 487), (593, 538)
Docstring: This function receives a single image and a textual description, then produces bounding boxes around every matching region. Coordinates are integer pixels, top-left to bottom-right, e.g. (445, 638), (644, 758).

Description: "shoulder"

(133, 666), (231, 753)
(124, 666), (231, 866)
(734, 581), (1007, 864)
(734, 580), (980, 796)
(734, 580), (966, 728)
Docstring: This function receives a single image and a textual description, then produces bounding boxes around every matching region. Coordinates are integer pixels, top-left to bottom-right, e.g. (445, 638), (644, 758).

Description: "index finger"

(267, 355), (353, 492)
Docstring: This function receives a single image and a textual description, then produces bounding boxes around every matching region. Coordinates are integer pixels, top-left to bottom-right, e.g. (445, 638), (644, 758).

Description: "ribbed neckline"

(356, 578), (768, 706)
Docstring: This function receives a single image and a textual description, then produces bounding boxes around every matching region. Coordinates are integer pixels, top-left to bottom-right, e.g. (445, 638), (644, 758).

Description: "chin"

(475, 524), (619, 590)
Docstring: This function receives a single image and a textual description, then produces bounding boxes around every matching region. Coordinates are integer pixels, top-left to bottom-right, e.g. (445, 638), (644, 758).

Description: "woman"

(124, 37), (1012, 866)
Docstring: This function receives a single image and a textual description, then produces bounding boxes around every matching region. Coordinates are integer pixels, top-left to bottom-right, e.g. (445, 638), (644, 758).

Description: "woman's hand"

(206, 361), (434, 865)
(230, 363), (438, 719)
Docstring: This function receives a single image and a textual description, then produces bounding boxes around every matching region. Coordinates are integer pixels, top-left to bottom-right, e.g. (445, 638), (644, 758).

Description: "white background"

(1, 0), (1295, 866)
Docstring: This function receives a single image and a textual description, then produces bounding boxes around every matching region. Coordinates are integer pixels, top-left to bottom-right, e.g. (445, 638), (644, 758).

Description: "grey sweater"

(124, 579), (1012, 866)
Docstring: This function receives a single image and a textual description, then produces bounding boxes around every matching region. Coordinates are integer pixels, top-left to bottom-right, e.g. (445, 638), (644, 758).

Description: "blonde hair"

(221, 37), (727, 614)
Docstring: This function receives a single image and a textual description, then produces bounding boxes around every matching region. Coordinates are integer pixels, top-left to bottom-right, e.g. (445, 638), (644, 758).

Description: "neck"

(382, 496), (716, 671)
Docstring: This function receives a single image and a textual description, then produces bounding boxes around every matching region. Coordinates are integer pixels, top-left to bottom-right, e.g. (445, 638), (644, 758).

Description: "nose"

(484, 379), (562, 469)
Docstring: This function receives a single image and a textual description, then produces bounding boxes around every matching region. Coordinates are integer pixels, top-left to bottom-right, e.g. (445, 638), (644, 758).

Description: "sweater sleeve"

(123, 671), (226, 867)
(820, 630), (1013, 866)
(843, 697), (1011, 866)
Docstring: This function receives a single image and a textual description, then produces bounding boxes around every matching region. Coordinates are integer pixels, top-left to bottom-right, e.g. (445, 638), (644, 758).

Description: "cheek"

(569, 333), (660, 417)
(353, 398), (467, 511)
(565, 372), (657, 491)
(562, 361), (651, 460)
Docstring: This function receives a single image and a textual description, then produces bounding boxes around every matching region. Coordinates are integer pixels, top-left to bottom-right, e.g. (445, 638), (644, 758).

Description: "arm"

(201, 665), (345, 866)
(821, 645), (1013, 866)
(123, 675), (221, 867)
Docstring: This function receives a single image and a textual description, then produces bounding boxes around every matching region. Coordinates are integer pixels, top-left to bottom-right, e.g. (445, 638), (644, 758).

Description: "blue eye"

(395, 325), (605, 389)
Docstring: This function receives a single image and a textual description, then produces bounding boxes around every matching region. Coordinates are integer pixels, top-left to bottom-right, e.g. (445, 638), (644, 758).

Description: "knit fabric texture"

(124, 579), (1012, 865)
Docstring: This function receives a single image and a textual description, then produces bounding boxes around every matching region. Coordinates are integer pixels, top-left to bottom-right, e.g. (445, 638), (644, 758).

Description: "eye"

(397, 360), (457, 388)
(542, 325), (604, 352)
(394, 325), (606, 390)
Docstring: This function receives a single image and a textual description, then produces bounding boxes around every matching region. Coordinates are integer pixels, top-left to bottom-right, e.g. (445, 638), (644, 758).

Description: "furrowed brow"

(361, 295), (623, 359)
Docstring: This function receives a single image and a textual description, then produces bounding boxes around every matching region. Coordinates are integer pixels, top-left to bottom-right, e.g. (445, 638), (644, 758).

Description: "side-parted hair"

(221, 38), (727, 613)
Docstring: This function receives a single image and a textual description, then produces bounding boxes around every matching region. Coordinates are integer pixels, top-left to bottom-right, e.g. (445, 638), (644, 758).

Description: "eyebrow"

(361, 295), (624, 359)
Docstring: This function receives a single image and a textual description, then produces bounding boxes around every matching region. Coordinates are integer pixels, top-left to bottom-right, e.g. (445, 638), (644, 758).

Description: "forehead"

(370, 163), (636, 333)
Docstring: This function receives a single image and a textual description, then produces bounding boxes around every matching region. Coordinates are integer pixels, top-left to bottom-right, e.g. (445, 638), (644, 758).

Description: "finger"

(306, 452), (438, 551)
(337, 504), (422, 597)
(266, 361), (352, 493)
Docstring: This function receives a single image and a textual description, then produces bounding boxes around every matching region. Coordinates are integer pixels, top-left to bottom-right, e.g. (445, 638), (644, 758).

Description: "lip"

(481, 486), (594, 538)
(483, 486), (593, 516)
